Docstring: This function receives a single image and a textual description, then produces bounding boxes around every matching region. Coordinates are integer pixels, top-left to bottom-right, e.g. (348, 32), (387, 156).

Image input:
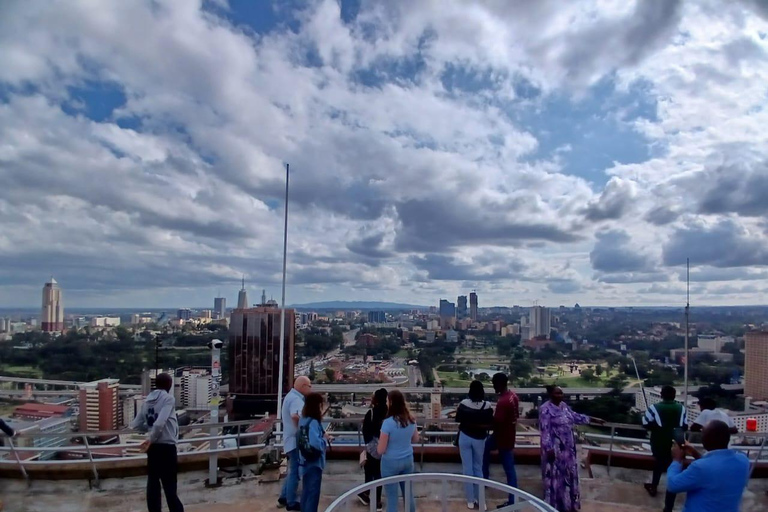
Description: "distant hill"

(289, 301), (427, 310)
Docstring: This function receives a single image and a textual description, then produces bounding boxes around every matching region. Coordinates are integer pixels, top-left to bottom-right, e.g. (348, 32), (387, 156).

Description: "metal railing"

(0, 419), (267, 487)
(2, 413), (767, 486)
(326, 473), (557, 512)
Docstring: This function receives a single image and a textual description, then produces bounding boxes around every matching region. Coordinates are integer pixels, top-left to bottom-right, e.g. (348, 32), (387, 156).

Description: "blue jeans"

(482, 434), (518, 504)
(300, 466), (323, 512)
(380, 456), (416, 512)
(459, 432), (485, 503)
(279, 449), (300, 506)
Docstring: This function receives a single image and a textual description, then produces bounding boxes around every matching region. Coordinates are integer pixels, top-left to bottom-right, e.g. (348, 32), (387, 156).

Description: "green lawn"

(436, 371), (474, 388)
(394, 349), (411, 358)
(0, 365), (43, 378)
(540, 375), (608, 388)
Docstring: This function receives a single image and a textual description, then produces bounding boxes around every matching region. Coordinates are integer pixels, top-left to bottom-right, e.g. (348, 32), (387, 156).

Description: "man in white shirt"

(278, 376), (312, 511)
(691, 397), (738, 434)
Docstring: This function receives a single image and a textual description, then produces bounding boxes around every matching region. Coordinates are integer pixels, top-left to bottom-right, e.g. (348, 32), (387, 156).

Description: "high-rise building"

(214, 297), (226, 319)
(745, 331), (768, 400)
(469, 292), (478, 321)
(177, 308), (192, 321)
(237, 277), (249, 309)
(439, 299), (456, 319)
(78, 379), (120, 432)
(367, 311), (386, 323)
(228, 306), (295, 415)
(457, 296), (468, 318)
(174, 368), (212, 409)
(41, 277), (64, 332)
(529, 305), (551, 339)
(261, 289), (267, 306)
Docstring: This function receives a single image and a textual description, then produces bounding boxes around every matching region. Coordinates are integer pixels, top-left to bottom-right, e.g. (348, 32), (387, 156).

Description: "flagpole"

(276, 163), (290, 425)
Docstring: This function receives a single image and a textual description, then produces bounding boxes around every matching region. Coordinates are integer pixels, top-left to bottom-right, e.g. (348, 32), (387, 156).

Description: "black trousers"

(361, 456), (383, 506)
(651, 453), (677, 512)
(147, 444), (184, 512)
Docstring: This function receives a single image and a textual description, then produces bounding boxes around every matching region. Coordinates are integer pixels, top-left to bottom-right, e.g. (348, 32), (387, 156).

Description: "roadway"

(0, 376), (141, 390)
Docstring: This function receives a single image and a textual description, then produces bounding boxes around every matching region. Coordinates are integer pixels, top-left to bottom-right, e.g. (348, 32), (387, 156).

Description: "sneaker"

(467, 501), (475, 509)
(644, 483), (658, 497)
(358, 495), (370, 507)
(376, 504), (383, 512)
(277, 498), (287, 509)
(286, 504), (301, 511)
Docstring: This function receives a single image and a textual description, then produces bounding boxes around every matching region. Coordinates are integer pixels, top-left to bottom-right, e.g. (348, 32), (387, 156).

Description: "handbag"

(365, 437), (381, 460)
(359, 449), (367, 467)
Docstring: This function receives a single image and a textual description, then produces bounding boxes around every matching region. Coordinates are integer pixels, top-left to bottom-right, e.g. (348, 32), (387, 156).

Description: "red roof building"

(13, 403), (71, 421)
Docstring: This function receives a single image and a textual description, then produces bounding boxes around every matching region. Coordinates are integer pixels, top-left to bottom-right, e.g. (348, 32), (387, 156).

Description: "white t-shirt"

(694, 408), (735, 428)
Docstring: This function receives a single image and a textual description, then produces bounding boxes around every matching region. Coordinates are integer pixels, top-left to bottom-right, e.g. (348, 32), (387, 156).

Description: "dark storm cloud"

(558, 0), (683, 84)
(697, 163), (768, 217)
(582, 178), (635, 222)
(589, 230), (654, 273)
(410, 253), (526, 281)
(394, 198), (581, 252)
(346, 232), (394, 259)
(662, 219), (768, 267)
(644, 205), (680, 226)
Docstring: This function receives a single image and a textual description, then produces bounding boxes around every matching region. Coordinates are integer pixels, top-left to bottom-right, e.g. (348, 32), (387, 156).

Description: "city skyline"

(2, 1), (768, 309)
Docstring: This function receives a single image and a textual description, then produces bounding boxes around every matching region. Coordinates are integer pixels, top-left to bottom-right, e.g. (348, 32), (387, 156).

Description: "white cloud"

(1, 0), (767, 307)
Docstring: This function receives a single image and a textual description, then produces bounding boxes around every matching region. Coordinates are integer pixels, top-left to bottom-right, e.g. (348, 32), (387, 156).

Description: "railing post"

(606, 425), (615, 476)
(405, 474), (413, 512)
(7, 437), (30, 484)
(749, 435), (766, 479)
(419, 428), (425, 472)
(236, 428), (242, 471)
(478, 482), (486, 512)
(82, 435), (100, 488)
(441, 479), (447, 512)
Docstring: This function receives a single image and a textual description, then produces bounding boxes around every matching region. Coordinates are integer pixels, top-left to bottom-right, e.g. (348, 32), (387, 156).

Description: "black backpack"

(298, 419), (323, 462)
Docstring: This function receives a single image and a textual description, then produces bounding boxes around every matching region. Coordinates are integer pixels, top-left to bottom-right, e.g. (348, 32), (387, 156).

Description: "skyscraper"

(469, 292), (478, 321)
(177, 308), (192, 320)
(78, 379), (120, 432)
(237, 277), (249, 309)
(529, 305), (551, 339)
(745, 331), (768, 400)
(41, 277), (64, 332)
(214, 297), (226, 319)
(261, 289), (267, 306)
(228, 306), (296, 415)
(457, 295), (468, 318)
(439, 299), (456, 329)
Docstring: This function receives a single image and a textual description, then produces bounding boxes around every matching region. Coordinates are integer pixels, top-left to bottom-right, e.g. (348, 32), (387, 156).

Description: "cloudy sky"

(1, 0), (768, 309)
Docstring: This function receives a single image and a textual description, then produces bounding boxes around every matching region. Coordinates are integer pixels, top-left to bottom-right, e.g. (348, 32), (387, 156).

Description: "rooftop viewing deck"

(2, 460), (767, 512)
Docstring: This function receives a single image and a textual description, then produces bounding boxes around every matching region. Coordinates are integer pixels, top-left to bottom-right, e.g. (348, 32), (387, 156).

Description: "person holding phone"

(539, 385), (605, 512)
(642, 385), (687, 512)
(667, 420), (749, 511)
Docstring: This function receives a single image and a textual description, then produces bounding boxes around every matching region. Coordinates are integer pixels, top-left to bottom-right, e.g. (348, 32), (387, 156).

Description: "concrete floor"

(1, 461), (767, 512)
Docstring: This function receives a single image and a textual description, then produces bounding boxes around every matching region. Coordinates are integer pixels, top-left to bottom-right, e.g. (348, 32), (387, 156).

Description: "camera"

(208, 339), (224, 350)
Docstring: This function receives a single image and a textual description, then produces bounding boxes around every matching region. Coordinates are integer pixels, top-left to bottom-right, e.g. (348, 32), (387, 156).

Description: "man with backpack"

(278, 376), (312, 511)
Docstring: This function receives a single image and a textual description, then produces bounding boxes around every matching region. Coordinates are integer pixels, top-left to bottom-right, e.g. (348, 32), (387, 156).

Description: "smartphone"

(672, 427), (685, 446)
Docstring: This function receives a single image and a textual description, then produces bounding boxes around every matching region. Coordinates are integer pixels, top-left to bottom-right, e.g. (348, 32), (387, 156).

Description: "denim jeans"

(482, 434), (518, 504)
(279, 449), (300, 507)
(380, 456), (416, 512)
(459, 432), (486, 503)
(300, 466), (323, 512)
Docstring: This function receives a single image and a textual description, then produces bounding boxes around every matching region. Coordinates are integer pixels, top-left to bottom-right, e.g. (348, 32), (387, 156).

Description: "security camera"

(208, 339), (224, 350)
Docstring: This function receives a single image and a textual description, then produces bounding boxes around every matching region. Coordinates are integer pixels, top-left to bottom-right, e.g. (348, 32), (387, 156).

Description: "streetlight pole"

(276, 163), (290, 424)
(207, 339), (222, 487)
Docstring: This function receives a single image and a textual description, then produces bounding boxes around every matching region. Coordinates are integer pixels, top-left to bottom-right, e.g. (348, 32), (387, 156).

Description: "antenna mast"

(683, 258), (690, 406)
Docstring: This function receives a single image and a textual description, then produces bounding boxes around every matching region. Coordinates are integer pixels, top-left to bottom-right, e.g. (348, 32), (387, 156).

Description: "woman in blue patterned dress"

(539, 386), (605, 512)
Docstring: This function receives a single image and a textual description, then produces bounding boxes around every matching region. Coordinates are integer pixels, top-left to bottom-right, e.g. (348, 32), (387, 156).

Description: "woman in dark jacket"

(455, 380), (494, 509)
(358, 388), (388, 511)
